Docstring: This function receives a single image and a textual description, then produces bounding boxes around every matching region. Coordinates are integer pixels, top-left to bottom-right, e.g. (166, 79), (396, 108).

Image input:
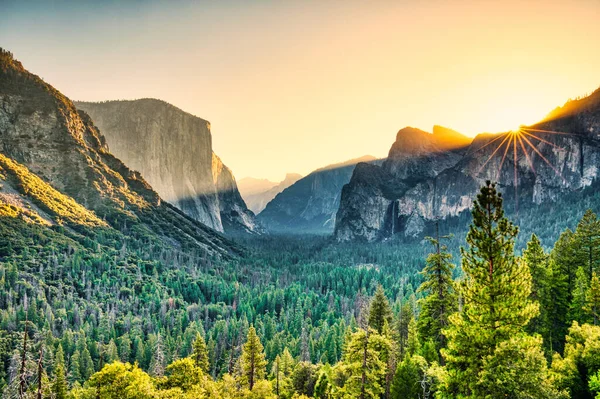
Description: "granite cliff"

(75, 99), (260, 234)
(335, 92), (600, 241)
(258, 156), (378, 233)
(0, 48), (238, 256)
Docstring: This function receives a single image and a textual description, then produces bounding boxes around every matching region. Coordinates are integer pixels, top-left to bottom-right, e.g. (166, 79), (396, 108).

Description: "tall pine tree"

(574, 209), (600, 279)
(368, 285), (392, 335)
(191, 333), (210, 373)
(441, 181), (555, 398)
(417, 225), (456, 358)
(523, 234), (552, 349)
(240, 325), (267, 390)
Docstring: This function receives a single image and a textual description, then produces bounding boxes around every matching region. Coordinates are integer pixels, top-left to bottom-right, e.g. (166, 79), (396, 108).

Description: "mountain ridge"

(0, 48), (239, 257)
(258, 155), (380, 233)
(335, 89), (600, 241)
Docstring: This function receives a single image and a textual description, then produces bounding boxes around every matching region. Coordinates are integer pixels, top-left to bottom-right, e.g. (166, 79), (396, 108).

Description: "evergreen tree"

(441, 181), (551, 398)
(149, 334), (166, 377)
(396, 302), (413, 359)
(547, 257), (570, 353)
(390, 354), (421, 399)
(340, 328), (390, 399)
(80, 344), (95, 381)
(240, 325), (267, 390)
(571, 266), (590, 324)
(417, 228), (456, 357)
(191, 333), (210, 373)
(523, 234), (552, 347)
(52, 345), (68, 399)
(552, 229), (578, 302)
(368, 285), (392, 335)
(68, 349), (81, 384)
(574, 209), (600, 279)
(585, 272), (600, 325)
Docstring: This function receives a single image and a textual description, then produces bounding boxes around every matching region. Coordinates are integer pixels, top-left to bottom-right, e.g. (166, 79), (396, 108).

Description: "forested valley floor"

(2, 182), (600, 398)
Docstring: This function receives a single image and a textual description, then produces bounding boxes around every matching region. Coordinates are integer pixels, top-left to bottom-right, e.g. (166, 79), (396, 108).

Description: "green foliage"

(240, 326), (267, 390)
(192, 333), (210, 374)
(0, 154), (106, 227)
(53, 345), (68, 399)
(551, 322), (600, 398)
(590, 370), (600, 399)
(390, 354), (422, 399)
(574, 209), (600, 280)
(2, 180), (600, 398)
(441, 181), (545, 398)
(367, 285), (392, 335)
(417, 231), (456, 356)
(586, 273), (600, 325)
(336, 328), (391, 399)
(523, 234), (553, 352)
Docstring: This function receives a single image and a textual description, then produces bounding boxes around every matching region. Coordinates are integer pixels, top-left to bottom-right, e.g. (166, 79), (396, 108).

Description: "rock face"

(239, 173), (303, 214)
(0, 48), (238, 257)
(335, 91), (600, 241)
(258, 156), (379, 233)
(75, 99), (260, 234)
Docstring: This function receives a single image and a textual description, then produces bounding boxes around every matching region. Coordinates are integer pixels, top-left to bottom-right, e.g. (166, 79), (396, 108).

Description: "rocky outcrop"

(258, 156), (379, 233)
(0, 48), (238, 257)
(239, 173), (302, 214)
(335, 89), (600, 241)
(75, 99), (260, 234)
(212, 153), (261, 234)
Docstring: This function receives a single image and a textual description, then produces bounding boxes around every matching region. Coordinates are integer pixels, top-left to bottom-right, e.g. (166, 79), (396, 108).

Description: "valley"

(1, 7), (600, 396)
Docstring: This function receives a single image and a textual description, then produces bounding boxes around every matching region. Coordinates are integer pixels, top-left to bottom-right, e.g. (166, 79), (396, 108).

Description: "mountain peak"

(432, 125), (473, 149)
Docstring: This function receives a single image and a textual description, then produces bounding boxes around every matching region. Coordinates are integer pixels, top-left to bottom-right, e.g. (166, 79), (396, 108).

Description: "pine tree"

(417, 226), (456, 357)
(585, 272), (600, 325)
(574, 209), (600, 279)
(240, 325), (267, 390)
(52, 345), (68, 399)
(571, 266), (590, 324)
(368, 285), (392, 335)
(441, 181), (551, 398)
(340, 328), (390, 399)
(149, 334), (166, 377)
(390, 354), (421, 399)
(80, 344), (95, 381)
(523, 234), (552, 346)
(406, 318), (420, 357)
(191, 332), (210, 373)
(547, 257), (570, 353)
(396, 302), (413, 359)
(552, 229), (578, 301)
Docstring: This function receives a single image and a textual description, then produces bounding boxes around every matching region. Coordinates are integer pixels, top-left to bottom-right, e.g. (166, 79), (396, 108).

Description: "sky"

(2, 0), (600, 181)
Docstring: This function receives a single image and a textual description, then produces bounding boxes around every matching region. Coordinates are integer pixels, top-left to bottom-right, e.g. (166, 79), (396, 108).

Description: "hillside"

(258, 155), (379, 233)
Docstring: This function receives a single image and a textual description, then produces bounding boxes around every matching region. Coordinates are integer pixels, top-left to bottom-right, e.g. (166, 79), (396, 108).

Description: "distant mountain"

(239, 177), (279, 197)
(258, 156), (379, 233)
(75, 99), (261, 235)
(0, 48), (239, 257)
(239, 173), (303, 214)
(335, 89), (600, 241)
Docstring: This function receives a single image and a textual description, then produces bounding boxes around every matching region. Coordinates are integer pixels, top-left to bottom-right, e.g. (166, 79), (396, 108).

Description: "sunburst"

(474, 126), (576, 213)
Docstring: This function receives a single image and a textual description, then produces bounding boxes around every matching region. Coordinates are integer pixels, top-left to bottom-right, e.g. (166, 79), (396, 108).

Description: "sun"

(511, 126), (524, 135)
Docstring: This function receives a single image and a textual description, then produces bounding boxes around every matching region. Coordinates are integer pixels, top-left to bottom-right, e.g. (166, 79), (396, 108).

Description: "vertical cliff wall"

(76, 99), (259, 234)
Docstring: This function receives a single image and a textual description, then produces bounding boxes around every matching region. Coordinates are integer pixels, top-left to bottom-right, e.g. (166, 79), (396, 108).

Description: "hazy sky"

(2, 0), (600, 181)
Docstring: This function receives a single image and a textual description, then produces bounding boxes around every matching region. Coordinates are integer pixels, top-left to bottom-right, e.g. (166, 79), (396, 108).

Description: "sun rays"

(474, 126), (577, 211)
